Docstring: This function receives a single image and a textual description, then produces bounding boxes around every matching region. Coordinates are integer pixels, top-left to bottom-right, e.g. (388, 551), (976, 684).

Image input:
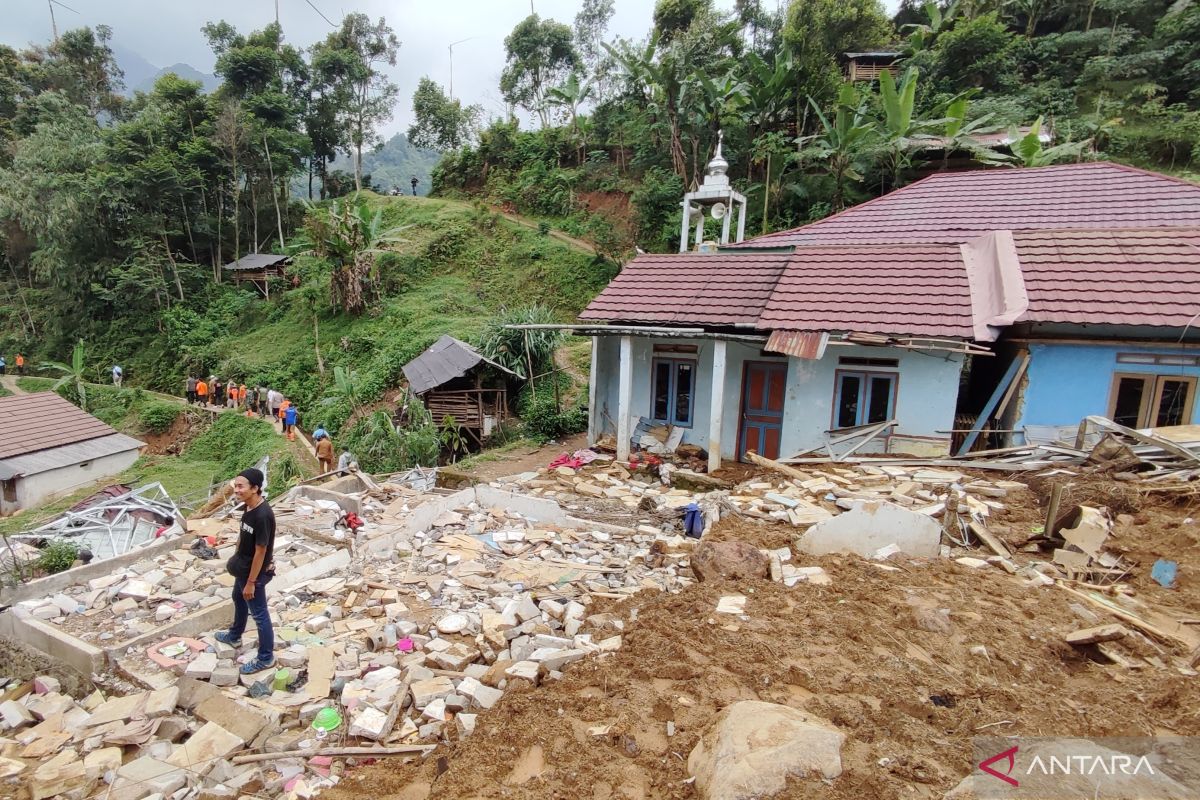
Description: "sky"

(2, 0), (900, 138)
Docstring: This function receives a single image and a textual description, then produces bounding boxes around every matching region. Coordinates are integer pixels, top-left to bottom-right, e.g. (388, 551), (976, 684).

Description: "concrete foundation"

(0, 528), (183, 606)
(0, 544), (355, 680)
(291, 486), (362, 516)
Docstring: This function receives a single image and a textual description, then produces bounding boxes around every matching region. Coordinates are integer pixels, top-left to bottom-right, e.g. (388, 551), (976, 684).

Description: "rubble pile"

(12, 530), (340, 644)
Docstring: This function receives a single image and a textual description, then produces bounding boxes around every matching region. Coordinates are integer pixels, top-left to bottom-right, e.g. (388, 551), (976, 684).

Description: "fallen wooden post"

(1056, 583), (1194, 649)
(232, 744), (435, 765)
(745, 451), (813, 483)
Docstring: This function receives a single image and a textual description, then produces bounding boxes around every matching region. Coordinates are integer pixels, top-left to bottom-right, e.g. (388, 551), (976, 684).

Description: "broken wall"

(1013, 341), (1200, 441)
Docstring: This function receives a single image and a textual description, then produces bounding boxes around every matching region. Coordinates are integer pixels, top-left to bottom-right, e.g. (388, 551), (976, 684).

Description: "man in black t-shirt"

(214, 467), (277, 673)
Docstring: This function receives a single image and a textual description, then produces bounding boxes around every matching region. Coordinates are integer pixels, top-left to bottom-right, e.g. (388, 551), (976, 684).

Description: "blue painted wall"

(1014, 342), (1200, 433)
(591, 336), (963, 459)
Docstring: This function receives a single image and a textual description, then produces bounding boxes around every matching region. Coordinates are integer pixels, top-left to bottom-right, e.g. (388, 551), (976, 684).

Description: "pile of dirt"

(326, 535), (1200, 800)
(139, 409), (208, 456)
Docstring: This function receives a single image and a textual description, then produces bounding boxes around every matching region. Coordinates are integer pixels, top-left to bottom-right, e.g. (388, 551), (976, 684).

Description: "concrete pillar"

(708, 339), (727, 473)
(720, 191), (732, 244)
(587, 336), (599, 445)
(694, 213), (704, 251)
(678, 200), (691, 253)
(616, 336), (633, 462)
(735, 198), (747, 243)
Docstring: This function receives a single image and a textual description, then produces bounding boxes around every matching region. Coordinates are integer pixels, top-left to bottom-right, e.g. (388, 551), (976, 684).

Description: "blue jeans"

(230, 573), (274, 663)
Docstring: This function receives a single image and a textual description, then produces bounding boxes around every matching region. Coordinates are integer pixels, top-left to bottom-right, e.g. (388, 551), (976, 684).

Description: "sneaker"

(214, 631), (242, 647)
(240, 656), (275, 674)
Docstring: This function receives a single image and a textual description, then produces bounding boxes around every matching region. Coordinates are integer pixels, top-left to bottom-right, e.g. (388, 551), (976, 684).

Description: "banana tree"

(901, 0), (960, 55)
(876, 67), (940, 191)
(1009, 117), (1089, 167)
(799, 83), (877, 213)
(292, 199), (408, 314)
(545, 73), (594, 159)
(42, 341), (89, 410)
(937, 96), (1010, 169)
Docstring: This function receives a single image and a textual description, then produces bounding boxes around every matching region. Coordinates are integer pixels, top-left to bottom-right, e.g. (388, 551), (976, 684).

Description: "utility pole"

(47, 0), (58, 41)
(447, 37), (475, 100)
(275, 0), (280, 25)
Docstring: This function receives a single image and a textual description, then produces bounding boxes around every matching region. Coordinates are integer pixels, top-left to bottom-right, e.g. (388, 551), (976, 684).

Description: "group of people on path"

(185, 377), (300, 438)
(183, 376), (350, 464)
(0, 353), (25, 375)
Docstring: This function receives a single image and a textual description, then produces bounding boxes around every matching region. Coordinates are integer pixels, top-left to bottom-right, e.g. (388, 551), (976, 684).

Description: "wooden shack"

(222, 253), (291, 297)
(401, 335), (522, 444)
(842, 51), (900, 82)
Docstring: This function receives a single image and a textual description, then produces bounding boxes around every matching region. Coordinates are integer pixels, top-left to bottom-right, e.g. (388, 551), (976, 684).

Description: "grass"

(0, 413), (298, 535)
(16, 376), (54, 392)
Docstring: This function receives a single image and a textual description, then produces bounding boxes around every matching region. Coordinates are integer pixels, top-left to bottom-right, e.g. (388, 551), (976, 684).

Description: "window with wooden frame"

(651, 358), (696, 428)
(1108, 373), (1197, 429)
(833, 370), (897, 429)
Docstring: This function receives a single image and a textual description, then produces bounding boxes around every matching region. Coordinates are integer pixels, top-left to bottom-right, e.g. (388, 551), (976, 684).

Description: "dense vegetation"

(0, 13), (614, 474)
(426, 0), (1200, 252)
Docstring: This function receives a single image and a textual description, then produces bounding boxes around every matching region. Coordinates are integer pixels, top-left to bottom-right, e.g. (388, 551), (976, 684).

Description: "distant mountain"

(137, 63), (220, 94)
(331, 133), (443, 196)
(111, 43), (158, 94)
(111, 43), (217, 96)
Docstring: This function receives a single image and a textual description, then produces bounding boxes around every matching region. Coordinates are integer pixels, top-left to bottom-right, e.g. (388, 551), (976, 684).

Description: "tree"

(574, 0), (616, 70)
(407, 77), (480, 151)
(654, 0), (714, 43)
(783, 0), (894, 110)
(875, 67), (940, 190)
(293, 199), (408, 314)
(43, 341), (90, 410)
(311, 14), (400, 192)
(500, 15), (580, 127)
(1009, 115), (1089, 165)
(798, 82), (877, 212)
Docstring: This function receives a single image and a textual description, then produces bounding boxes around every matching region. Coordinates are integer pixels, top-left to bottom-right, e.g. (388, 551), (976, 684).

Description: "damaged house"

(581, 161), (1200, 467)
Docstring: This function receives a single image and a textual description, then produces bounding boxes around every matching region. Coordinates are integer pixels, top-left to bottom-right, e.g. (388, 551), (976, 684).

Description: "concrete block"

(185, 652), (218, 680)
(797, 501), (942, 559)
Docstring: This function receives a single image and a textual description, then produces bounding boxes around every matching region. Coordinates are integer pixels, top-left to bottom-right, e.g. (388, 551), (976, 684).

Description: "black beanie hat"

(238, 468), (265, 490)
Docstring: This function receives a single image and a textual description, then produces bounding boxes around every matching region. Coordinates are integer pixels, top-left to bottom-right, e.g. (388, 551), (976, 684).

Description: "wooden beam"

(745, 450), (812, 482)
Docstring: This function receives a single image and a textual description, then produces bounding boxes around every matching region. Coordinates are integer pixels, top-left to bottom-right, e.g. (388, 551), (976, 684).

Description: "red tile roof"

(578, 251), (791, 325)
(0, 392), (122, 459)
(734, 162), (1200, 248)
(1013, 227), (1200, 327)
(759, 244), (974, 336)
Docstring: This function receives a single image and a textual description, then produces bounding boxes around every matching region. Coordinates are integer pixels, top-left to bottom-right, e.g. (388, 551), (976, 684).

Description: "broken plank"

(1065, 624), (1129, 646)
(967, 521), (1012, 558)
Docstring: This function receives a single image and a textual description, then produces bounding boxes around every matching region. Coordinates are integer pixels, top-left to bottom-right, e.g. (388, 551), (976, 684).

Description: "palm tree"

(42, 341), (89, 410)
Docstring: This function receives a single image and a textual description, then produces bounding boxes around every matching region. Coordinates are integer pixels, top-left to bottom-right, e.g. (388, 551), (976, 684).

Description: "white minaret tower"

(678, 131), (748, 252)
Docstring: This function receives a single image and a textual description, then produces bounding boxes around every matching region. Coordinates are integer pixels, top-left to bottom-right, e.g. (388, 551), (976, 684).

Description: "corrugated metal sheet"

(0, 433), (144, 479)
(731, 162), (1200, 249)
(0, 392), (121, 459)
(765, 330), (828, 359)
(402, 335), (521, 395)
(223, 253), (290, 271)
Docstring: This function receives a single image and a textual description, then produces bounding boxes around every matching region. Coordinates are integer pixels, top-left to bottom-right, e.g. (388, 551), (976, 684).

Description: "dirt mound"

(326, 540), (1200, 800)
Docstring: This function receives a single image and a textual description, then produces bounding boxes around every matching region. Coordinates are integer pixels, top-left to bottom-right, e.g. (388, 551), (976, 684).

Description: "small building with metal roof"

(0, 392), (144, 516)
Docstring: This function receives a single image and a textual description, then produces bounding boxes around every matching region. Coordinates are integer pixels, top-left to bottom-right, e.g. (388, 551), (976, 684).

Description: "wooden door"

(738, 361), (788, 461)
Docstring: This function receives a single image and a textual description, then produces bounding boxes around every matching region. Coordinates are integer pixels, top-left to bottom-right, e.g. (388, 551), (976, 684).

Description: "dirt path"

(491, 207), (598, 255)
(452, 432), (590, 483)
(0, 375), (26, 395)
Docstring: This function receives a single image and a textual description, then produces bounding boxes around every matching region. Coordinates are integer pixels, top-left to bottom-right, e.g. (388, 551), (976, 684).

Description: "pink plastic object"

(397, 637), (415, 652)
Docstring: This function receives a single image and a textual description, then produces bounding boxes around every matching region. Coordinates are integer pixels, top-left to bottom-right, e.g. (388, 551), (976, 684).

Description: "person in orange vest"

(196, 378), (209, 407)
(15, 353), (24, 375)
(277, 398), (290, 435)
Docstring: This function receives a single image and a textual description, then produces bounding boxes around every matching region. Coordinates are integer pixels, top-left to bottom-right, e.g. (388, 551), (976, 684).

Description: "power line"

(303, 0), (337, 28)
